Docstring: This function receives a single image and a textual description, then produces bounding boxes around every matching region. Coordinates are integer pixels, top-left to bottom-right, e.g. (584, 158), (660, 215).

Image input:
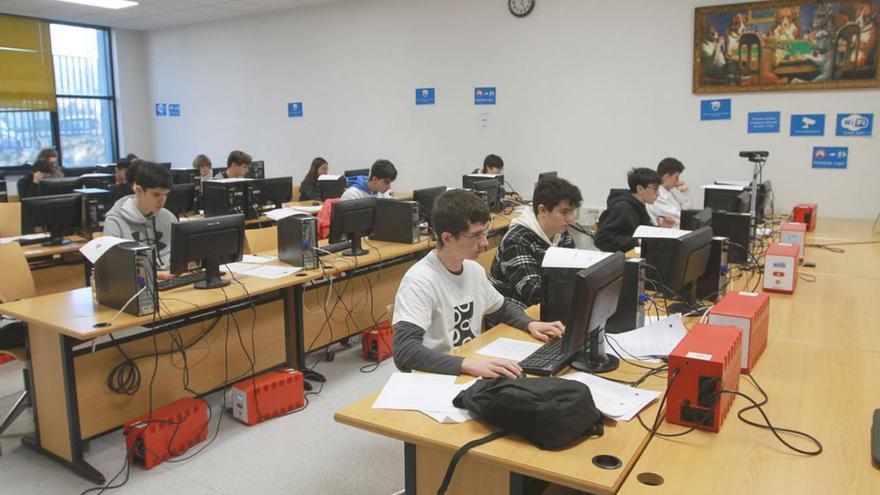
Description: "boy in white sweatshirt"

(648, 157), (691, 228)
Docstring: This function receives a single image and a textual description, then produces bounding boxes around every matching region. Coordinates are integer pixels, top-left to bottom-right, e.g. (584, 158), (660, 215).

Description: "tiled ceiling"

(0, 0), (336, 31)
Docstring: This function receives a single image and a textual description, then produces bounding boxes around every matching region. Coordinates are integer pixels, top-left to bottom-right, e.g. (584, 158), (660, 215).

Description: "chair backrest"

(0, 243), (36, 302)
(476, 247), (497, 275)
(0, 202), (22, 237)
(244, 225), (278, 255)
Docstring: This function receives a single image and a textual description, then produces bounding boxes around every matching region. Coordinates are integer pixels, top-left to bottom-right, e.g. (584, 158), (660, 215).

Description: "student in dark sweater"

(16, 159), (55, 198)
(490, 177), (582, 309)
(594, 167), (661, 253)
(108, 158), (139, 205)
(299, 157), (328, 201)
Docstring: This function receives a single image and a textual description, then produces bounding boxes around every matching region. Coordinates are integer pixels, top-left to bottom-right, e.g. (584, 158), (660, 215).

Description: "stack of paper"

(633, 225), (689, 239)
(0, 233), (49, 245)
(561, 372), (661, 421)
(476, 337), (542, 361)
(221, 262), (302, 280)
(372, 373), (475, 424)
(604, 314), (687, 360)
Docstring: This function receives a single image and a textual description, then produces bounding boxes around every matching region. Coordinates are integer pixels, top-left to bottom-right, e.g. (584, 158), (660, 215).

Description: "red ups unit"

(791, 203), (817, 232)
(762, 243), (800, 294)
(707, 291), (770, 372)
(361, 321), (394, 362)
(230, 368), (305, 426)
(124, 397), (209, 469)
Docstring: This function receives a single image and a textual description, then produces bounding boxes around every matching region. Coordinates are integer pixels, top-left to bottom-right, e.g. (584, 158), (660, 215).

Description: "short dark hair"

(432, 189), (490, 247)
(32, 158), (55, 175)
(116, 158), (131, 171)
(370, 159), (397, 181)
(627, 167), (661, 193)
(227, 150), (252, 167)
(657, 157), (684, 177)
(532, 177), (582, 215)
(483, 154), (504, 172)
(133, 161), (172, 190)
(192, 154), (212, 170)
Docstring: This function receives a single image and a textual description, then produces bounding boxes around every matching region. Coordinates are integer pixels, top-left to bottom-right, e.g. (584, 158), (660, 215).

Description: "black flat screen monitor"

(538, 171), (558, 183)
(81, 173), (114, 190)
(318, 175), (346, 201)
(38, 177), (83, 196)
(413, 186), (446, 225)
(169, 214), (245, 289)
(681, 208), (713, 230)
(260, 177), (293, 209)
(463, 174), (504, 212)
(21, 193), (83, 246)
(711, 211), (750, 264)
(472, 179), (501, 213)
(641, 227), (714, 311)
(344, 168), (370, 177)
(63, 166), (96, 177)
(165, 184), (197, 218)
(704, 187), (744, 212)
(170, 168), (197, 185)
(329, 197), (376, 256)
(559, 252), (625, 374)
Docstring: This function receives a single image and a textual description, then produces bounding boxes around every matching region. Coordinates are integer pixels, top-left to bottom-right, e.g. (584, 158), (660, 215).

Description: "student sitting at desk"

(108, 158), (139, 205)
(393, 189), (564, 378)
(299, 156), (328, 201)
(35, 148), (63, 178)
(340, 159), (396, 201)
(192, 154), (213, 179)
(594, 167), (660, 253)
(16, 158), (56, 199)
(647, 157), (691, 228)
(215, 150), (251, 179)
(103, 162), (177, 279)
(472, 153), (521, 202)
(489, 177), (582, 309)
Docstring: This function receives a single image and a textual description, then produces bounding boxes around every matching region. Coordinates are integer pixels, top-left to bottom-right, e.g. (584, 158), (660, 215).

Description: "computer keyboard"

(519, 338), (572, 376)
(318, 240), (351, 256)
(157, 271), (208, 291)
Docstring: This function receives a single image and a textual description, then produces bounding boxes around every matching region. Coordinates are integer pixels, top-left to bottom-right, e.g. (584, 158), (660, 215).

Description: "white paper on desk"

(78, 236), (131, 263)
(541, 247), (612, 269)
(242, 254), (276, 264)
(265, 207), (303, 221)
(562, 372), (661, 421)
(421, 408), (476, 424)
(605, 314), (687, 360)
(633, 226), (689, 239)
(373, 373), (474, 423)
(476, 337), (542, 362)
(0, 233), (49, 245)
(291, 205), (322, 214)
(701, 183), (746, 191)
(222, 262), (301, 279)
(318, 174), (341, 181)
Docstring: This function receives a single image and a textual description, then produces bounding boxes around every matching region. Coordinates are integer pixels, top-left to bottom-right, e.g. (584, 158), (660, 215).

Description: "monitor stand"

(43, 231), (71, 246)
(570, 328), (619, 374)
(342, 232), (369, 257)
(195, 259), (230, 289)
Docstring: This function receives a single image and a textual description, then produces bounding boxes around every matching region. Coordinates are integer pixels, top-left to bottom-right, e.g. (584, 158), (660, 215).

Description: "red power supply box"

(707, 291), (770, 372)
(666, 323), (742, 433)
(791, 203), (817, 232)
(361, 321), (394, 362)
(762, 243), (800, 294)
(230, 368), (304, 426)
(124, 397), (208, 469)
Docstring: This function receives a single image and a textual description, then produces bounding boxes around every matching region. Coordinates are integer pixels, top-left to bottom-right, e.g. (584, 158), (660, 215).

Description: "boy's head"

(368, 159), (397, 194)
(32, 158), (55, 179)
(432, 189), (491, 259)
(656, 157), (685, 190)
(309, 157), (329, 179)
(532, 177), (582, 236)
(482, 154), (504, 175)
(627, 167), (661, 204)
(192, 154), (213, 178)
(115, 158), (131, 184)
(226, 150), (252, 178)
(132, 162), (173, 215)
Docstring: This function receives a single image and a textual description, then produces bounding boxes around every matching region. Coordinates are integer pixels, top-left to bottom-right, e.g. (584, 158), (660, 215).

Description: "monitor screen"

(169, 214), (245, 289)
(329, 197), (376, 256)
(21, 193), (83, 245)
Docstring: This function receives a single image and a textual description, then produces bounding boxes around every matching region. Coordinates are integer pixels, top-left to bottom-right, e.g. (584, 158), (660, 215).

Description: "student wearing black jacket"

(16, 159), (56, 199)
(299, 157), (328, 201)
(594, 167), (661, 253)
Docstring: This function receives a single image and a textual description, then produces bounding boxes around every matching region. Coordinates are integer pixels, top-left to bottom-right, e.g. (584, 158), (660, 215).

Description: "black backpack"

(438, 376), (604, 494)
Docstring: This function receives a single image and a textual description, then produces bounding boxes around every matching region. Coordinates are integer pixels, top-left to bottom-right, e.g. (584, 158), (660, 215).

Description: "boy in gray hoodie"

(103, 161), (177, 278)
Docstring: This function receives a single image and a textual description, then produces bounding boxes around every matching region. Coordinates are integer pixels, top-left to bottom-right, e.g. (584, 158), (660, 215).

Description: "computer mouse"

(311, 201), (320, 206)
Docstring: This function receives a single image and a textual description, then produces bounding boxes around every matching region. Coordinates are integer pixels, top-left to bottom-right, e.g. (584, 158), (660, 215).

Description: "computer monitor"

(703, 186), (744, 212)
(413, 186), (446, 225)
(538, 171), (558, 183)
(94, 164), (116, 174)
(329, 197), (376, 256)
(80, 173), (114, 189)
(213, 167), (227, 177)
(344, 168), (370, 178)
(154, 162), (172, 170)
(641, 227), (714, 312)
(63, 166), (96, 177)
(169, 214), (245, 289)
(165, 183), (198, 218)
(258, 177), (292, 210)
(681, 208), (713, 230)
(558, 252), (625, 374)
(463, 174), (504, 211)
(711, 211), (750, 263)
(472, 179), (501, 213)
(21, 193), (83, 246)
(38, 177), (83, 196)
(318, 175), (346, 201)
(170, 168), (197, 185)
(246, 160), (265, 179)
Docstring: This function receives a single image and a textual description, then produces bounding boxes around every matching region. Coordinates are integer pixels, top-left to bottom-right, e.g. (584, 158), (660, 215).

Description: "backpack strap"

(437, 430), (509, 495)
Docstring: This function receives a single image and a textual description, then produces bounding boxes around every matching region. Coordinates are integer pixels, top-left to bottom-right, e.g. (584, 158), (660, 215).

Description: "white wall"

(121, 0), (879, 218)
(112, 28), (153, 158)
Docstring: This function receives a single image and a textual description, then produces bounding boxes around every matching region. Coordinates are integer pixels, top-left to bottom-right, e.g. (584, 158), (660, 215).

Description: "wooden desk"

(21, 236), (89, 295)
(336, 324), (666, 495)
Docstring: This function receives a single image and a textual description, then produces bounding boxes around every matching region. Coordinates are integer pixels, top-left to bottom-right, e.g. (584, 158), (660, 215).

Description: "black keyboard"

(519, 338), (572, 376)
(318, 241), (351, 256)
(158, 271), (208, 291)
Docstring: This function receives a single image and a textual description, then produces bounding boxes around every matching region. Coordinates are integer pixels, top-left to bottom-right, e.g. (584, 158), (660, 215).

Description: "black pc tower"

(696, 236), (729, 302)
(605, 257), (646, 334)
(278, 214), (318, 270)
(711, 211), (750, 263)
(94, 241), (157, 316)
(245, 160), (265, 179)
(370, 199), (420, 244)
(75, 188), (111, 233)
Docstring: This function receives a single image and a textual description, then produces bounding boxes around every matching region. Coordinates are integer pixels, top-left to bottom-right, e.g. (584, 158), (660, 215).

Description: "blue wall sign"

(416, 88), (435, 105)
(288, 102), (303, 118)
(155, 103), (166, 117)
(835, 113), (873, 136)
(700, 99), (731, 120)
(812, 146), (848, 169)
(474, 87), (496, 105)
(790, 114), (825, 136)
(747, 112), (781, 133)
(168, 104), (180, 117)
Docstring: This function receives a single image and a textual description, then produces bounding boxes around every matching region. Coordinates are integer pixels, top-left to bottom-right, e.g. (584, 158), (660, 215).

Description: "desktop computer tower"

(243, 181), (263, 219)
(370, 199), (420, 244)
(203, 180), (247, 218)
(75, 188), (111, 233)
(605, 258), (645, 334)
(278, 214), (318, 269)
(695, 236), (729, 302)
(711, 211), (750, 263)
(245, 160), (265, 180)
(94, 242), (157, 316)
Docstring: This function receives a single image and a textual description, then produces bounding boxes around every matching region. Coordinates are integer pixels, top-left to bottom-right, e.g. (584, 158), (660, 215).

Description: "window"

(0, 20), (116, 167)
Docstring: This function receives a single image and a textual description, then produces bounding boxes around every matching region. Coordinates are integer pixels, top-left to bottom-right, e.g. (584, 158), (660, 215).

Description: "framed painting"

(693, 0), (880, 93)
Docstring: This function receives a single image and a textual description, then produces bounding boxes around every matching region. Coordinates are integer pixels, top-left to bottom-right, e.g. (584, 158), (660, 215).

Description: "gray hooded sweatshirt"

(103, 195), (177, 270)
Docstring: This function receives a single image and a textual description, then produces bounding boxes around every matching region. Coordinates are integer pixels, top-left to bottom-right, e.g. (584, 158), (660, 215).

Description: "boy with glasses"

(393, 189), (564, 378)
(595, 167), (661, 253)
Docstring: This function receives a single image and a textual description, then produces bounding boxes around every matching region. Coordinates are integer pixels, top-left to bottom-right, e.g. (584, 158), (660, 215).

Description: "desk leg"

(23, 326), (104, 484)
(284, 285), (302, 368)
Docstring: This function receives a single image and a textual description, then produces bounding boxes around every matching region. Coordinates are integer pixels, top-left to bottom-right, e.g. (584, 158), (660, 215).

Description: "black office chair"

(0, 318), (28, 456)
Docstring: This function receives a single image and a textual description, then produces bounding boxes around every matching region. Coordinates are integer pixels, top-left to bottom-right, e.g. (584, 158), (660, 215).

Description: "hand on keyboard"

(461, 357), (523, 379)
(527, 320), (565, 342)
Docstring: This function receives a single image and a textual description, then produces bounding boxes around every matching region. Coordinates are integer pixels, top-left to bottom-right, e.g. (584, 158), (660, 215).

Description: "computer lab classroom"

(0, 0), (878, 494)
